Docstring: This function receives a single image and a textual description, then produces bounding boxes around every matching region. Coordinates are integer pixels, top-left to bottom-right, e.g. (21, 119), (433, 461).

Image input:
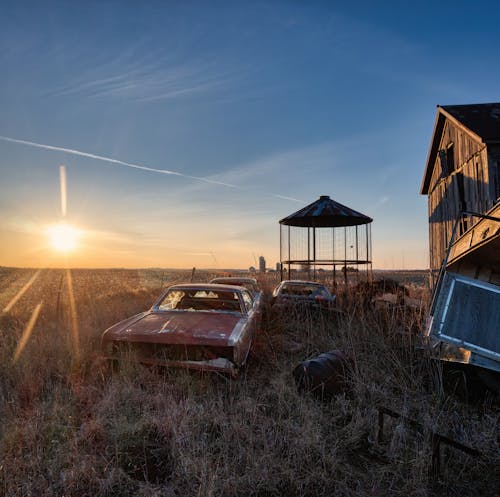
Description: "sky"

(1, 1), (500, 270)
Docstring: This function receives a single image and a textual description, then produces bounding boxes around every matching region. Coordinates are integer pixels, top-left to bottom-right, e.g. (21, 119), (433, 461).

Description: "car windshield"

(157, 289), (242, 313)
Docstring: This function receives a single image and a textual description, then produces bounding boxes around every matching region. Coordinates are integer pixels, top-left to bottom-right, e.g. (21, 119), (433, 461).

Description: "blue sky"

(1, 1), (500, 269)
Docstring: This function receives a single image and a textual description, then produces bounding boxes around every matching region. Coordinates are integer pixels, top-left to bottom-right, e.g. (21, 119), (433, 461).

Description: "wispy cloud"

(45, 49), (235, 103)
(190, 142), (343, 203)
(371, 195), (390, 210)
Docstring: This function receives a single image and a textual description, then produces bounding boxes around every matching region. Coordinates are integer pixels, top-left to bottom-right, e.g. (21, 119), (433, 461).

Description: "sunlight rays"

(66, 268), (80, 364)
(7, 270), (81, 365)
(2, 269), (42, 313)
(6, 165), (82, 365)
(12, 301), (43, 364)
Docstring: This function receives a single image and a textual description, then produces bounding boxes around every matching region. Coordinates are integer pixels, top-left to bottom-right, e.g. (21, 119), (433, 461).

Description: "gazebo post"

(280, 225), (283, 281)
(288, 225), (291, 277)
(344, 226), (347, 286)
(307, 227), (311, 280)
(313, 226), (316, 281)
(366, 224), (369, 282)
(332, 227), (335, 286)
(355, 225), (359, 283)
(368, 224), (372, 282)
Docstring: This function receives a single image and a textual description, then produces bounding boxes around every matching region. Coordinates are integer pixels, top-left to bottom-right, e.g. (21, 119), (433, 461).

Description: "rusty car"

(271, 280), (335, 310)
(209, 276), (260, 295)
(102, 283), (260, 376)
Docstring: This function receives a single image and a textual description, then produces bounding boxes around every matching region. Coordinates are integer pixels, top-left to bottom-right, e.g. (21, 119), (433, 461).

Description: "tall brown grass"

(0, 268), (498, 496)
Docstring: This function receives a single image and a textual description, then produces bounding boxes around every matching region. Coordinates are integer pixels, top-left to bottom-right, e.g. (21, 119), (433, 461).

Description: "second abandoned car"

(272, 280), (335, 310)
(102, 283), (260, 376)
(209, 276), (260, 295)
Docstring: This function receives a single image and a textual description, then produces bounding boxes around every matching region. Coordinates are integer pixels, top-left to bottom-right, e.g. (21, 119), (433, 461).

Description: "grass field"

(0, 267), (498, 496)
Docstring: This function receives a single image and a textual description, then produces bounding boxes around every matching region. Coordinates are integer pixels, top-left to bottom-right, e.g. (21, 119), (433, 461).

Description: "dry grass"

(0, 267), (498, 496)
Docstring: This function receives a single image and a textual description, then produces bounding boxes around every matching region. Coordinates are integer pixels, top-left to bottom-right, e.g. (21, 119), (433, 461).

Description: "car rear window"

(157, 289), (242, 313)
(281, 284), (325, 296)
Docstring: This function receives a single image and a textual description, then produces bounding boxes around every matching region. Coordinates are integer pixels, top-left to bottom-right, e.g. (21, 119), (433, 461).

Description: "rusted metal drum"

(293, 350), (352, 397)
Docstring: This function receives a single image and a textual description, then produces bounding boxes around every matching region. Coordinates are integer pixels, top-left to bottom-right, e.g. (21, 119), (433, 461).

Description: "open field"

(0, 267), (498, 496)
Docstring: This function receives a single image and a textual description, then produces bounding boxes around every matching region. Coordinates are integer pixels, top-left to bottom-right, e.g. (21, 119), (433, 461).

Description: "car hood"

(102, 310), (244, 346)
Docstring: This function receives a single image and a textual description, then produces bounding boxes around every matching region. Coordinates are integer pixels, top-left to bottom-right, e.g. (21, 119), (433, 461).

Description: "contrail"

(0, 135), (304, 203)
(0, 135), (240, 189)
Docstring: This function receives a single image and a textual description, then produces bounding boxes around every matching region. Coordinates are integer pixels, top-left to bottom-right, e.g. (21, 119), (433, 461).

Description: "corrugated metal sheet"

(279, 195), (372, 227)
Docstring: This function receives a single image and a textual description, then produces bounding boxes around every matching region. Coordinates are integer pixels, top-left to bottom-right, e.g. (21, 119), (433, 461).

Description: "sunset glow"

(46, 223), (80, 253)
(2, 2), (499, 270)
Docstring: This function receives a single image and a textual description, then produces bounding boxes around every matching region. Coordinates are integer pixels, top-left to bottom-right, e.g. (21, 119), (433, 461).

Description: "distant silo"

(259, 256), (266, 273)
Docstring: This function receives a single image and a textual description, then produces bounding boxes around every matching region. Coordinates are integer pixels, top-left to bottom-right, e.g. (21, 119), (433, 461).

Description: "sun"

(47, 222), (80, 252)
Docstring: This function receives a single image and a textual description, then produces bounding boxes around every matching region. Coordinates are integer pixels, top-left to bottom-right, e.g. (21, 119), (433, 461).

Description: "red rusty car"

(101, 283), (260, 376)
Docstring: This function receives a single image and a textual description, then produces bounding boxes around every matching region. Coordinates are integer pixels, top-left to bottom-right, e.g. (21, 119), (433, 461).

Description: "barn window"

(438, 143), (455, 176)
(446, 143), (455, 173)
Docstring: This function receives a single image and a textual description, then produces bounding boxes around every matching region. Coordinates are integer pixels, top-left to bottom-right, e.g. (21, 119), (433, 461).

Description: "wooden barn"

(421, 103), (500, 379)
(421, 103), (500, 284)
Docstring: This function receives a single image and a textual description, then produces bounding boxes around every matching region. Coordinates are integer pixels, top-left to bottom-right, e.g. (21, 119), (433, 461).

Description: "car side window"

(241, 291), (253, 312)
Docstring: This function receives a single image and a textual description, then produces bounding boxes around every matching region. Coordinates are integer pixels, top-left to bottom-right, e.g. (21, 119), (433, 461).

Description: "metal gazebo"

(279, 195), (373, 285)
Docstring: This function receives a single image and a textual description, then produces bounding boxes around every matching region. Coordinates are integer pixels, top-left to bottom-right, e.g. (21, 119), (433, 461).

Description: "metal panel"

(430, 272), (500, 362)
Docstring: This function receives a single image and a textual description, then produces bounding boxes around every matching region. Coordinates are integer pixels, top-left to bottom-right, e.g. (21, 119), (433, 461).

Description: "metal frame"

(279, 222), (372, 284)
(377, 406), (482, 477)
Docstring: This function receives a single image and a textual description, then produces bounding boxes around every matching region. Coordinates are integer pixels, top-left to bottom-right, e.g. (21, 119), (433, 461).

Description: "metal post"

(344, 226), (347, 286)
(280, 224), (283, 281)
(313, 226), (316, 281)
(332, 227), (335, 286)
(366, 224), (370, 282)
(355, 225), (359, 283)
(288, 225), (291, 277)
(307, 226), (311, 280)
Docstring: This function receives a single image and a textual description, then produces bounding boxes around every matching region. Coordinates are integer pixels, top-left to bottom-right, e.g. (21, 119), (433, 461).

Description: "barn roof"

(421, 103), (500, 194)
(279, 195), (372, 227)
(443, 103), (500, 141)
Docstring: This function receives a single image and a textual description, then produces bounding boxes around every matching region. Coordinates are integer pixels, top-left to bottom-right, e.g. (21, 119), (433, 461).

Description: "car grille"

(110, 342), (234, 363)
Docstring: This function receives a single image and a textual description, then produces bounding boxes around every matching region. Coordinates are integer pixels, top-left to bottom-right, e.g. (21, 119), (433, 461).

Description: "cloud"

(372, 196), (390, 209)
(45, 48), (236, 103)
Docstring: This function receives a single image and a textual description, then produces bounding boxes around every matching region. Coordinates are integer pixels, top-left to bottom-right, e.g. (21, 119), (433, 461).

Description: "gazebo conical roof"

(279, 195), (373, 228)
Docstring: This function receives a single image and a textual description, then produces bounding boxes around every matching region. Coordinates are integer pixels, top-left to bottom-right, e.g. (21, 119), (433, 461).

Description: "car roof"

(167, 283), (247, 293)
(210, 277), (257, 284)
(280, 280), (325, 286)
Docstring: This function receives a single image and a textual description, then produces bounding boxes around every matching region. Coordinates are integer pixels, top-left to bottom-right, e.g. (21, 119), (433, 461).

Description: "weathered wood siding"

(427, 120), (500, 276)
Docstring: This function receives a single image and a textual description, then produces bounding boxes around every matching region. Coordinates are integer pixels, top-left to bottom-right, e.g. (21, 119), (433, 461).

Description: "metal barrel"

(293, 350), (352, 397)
